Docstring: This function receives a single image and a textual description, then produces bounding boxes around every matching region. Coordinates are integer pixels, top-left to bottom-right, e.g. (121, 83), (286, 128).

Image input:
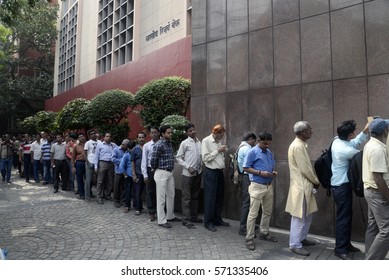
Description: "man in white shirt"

(31, 134), (42, 183)
(141, 126), (160, 221)
(176, 123), (203, 229)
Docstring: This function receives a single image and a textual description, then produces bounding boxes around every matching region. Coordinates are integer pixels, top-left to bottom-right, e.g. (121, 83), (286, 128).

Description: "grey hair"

(293, 121), (310, 134)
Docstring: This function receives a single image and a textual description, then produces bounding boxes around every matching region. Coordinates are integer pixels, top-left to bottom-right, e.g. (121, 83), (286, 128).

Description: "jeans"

(124, 176), (133, 208)
(42, 160), (53, 183)
(239, 174), (251, 231)
(33, 159), (41, 182)
(75, 160), (86, 198)
(66, 158), (74, 190)
(0, 158), (12, 182)
(203, 167), (225, 227)
(332, 183), (353, 254)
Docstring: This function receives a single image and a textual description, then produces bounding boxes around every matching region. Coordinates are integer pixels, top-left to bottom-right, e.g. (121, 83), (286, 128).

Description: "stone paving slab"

(0, 172), (370, 260)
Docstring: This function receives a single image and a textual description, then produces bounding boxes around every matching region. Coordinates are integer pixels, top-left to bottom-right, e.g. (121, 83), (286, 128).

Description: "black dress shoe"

(205, 224), (217, 232)
(347, 244), (361, 253)
(53, 189), (58, 193)
(167, 217), (182, 222)
(301, 239), (317, 246)
(215, 221), (230, 227)
(159, 222), (172, 228)
(335, 252), (352, 260)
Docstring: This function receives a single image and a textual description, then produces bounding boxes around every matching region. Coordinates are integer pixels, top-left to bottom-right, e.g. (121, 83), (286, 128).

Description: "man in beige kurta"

(286, 121), (320, 257)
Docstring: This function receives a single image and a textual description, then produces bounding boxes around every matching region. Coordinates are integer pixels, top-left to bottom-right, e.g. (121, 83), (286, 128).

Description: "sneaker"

(135, 210), (141, 215)
(290, 247), (310, 256)
(301, 239), (317, 246)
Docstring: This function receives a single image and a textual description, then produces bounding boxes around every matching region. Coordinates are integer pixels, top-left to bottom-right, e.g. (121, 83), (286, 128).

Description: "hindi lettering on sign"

(172, 18), (180, 28)
(160, 22), (170, 34)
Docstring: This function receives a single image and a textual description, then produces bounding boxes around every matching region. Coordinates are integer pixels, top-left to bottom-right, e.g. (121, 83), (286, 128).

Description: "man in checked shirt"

(151, 125), (181, 228)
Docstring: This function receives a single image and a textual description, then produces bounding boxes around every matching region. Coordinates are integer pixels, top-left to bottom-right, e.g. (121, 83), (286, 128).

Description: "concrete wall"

(191, 0), (389, 241)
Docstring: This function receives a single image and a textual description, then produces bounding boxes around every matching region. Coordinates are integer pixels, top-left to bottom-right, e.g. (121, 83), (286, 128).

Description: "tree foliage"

(56, 98), (91, 131)
(0, 0), (58, 121)
(87, 89), (135, 142)
(160, 115), (190, 151)
(134, 76), (191, 128)
(18, 110), (57, 134)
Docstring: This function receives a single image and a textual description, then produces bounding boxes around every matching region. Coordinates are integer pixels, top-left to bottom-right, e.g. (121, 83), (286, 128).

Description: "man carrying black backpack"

(331, 120), (369, 260)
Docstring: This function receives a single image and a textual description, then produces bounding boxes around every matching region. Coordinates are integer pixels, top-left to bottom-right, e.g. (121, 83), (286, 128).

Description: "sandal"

(258, 233), (278, 242)
(245, 239), (256, 251)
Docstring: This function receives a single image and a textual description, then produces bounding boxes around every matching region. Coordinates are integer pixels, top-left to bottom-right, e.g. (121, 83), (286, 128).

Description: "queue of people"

(2, 118), (389, 260)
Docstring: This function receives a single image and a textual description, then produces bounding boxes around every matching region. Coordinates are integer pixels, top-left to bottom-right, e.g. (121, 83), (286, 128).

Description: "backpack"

(314, 142), (333, 197)
(347, 150), (364, 198)
(229, 144), (244, 186)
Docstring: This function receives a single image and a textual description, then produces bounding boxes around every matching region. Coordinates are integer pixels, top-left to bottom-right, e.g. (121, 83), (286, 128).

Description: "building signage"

(145, 18), (180, 42)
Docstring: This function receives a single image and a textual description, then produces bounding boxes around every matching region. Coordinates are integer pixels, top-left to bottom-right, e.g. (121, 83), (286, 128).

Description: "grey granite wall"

(191, 0), (389, 241)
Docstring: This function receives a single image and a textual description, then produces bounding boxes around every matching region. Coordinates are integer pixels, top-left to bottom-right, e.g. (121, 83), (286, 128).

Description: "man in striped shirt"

(41, 134), (53, 185)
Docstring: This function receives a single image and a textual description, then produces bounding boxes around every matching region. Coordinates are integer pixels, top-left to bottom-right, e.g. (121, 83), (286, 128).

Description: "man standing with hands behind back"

(201, 124), (230, 232)
(286, 121), (320, 257)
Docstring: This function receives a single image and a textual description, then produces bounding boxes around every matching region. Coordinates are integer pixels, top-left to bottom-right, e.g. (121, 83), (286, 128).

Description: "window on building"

(57, 1), (78, 94)
(97, 0), (134, 75)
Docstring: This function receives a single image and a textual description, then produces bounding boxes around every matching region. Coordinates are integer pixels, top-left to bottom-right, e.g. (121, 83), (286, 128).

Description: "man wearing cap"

(362, 118), (389, 259)
(331, 120), (369, 260)
(94, 133), (117, 204)
(112, 139), (130, 208)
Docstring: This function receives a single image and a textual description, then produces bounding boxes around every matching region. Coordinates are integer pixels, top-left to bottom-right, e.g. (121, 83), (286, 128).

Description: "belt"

(366, 187), (379, 192)
(99, 160), (112, 163)
(158, 168), (173, 172)
(258, 182), (272, 186)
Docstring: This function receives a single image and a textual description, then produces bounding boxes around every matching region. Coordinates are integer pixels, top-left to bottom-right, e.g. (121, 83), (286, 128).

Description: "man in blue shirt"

(237, 132), (257, 236)
(243, 131), (277, 251)
(94, 133), (117, 204)
(112, 139), (130, 208)
(331, 120), (369, 259)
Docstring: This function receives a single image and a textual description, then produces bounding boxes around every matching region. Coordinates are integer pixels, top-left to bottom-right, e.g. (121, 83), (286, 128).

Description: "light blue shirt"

(243, 145), (275, 184)
(112, 146), (126, 174)
(119, 151), (132, 177)
(94, 141), (117, 168)
(331, 132), (368, 187)
(237, 141), (251, 174)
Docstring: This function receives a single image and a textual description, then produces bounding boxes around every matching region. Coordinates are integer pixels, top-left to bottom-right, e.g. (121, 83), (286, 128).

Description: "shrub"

(134, 76), (191, 128)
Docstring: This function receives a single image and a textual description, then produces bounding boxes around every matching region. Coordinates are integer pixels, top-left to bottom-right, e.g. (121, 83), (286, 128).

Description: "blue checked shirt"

(150, 139), (174, 171)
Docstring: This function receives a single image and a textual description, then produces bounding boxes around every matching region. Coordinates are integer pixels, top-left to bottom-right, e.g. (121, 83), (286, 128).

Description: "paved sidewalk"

(0, 172), (368, 260)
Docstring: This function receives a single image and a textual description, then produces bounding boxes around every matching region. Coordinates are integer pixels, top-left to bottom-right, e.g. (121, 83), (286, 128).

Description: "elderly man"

(286, 121), (320, 256)
(201, 124), (230, 232)
(362, 118), (389, 259)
